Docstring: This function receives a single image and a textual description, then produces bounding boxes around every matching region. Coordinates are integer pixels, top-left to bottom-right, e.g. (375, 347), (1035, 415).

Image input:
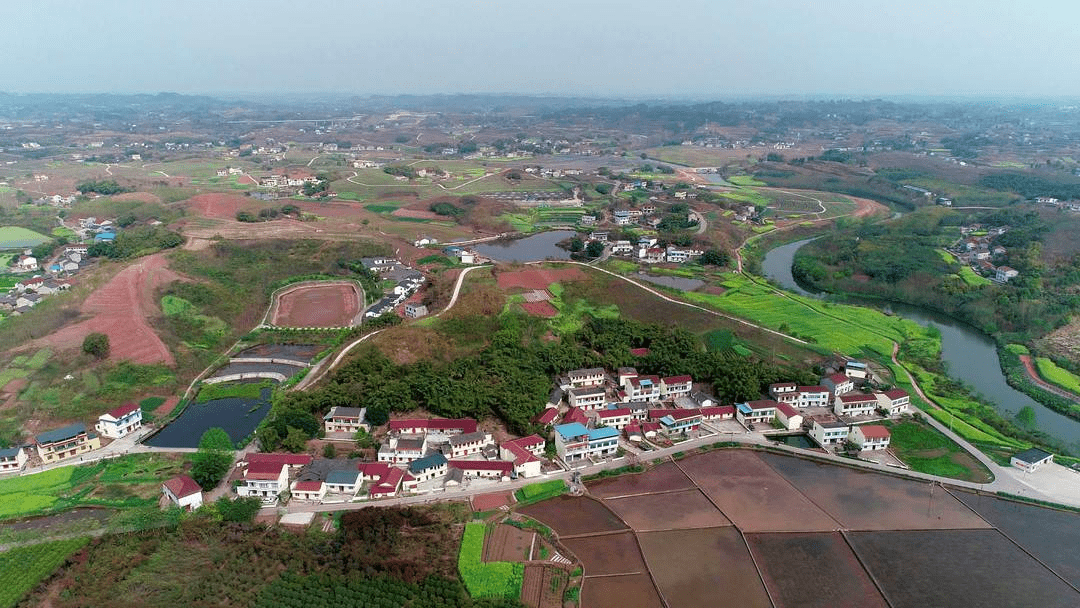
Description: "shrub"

(82, 332), (110, 358)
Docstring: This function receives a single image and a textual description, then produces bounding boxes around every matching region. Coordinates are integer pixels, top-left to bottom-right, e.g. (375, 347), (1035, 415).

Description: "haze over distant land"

(5, 0), (1080, 98)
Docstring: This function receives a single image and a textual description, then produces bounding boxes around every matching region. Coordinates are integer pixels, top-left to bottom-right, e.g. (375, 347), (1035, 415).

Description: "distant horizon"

(5, 1), (1080, 99)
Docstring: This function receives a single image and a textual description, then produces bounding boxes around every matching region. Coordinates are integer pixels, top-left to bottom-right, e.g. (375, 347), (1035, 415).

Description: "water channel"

(762, 238), (1080, 449)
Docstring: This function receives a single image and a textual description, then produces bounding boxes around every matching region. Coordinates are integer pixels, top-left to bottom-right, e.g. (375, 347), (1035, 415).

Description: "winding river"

(763, 238), (1080, 450)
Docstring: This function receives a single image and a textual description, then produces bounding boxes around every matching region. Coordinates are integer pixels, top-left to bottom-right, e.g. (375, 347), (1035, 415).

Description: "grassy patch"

(876, 417), (995, 482)
(458, 522), (524, 599)
(194, 379), (273, 403)
(0, 226), (50, 249)
(957, 266), (991, 287)
(513, 480), (566, 505)
(1034, 358), (1080, 394)
(364, 203), (401, 214)
(728, 175), (766, 187)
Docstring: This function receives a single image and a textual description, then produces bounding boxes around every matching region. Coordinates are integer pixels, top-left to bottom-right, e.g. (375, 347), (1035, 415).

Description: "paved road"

(1019, 354), (1080, 403)
(691, 210), (707, 235)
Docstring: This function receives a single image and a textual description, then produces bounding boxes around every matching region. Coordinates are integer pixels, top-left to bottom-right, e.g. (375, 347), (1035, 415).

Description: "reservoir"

(762, 238), (1080, 451)
(144, 387), (273, 449)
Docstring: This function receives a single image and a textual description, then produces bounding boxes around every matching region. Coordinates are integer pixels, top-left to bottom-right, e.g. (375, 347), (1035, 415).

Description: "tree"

(585, 240), (605, 258)
(322, 443), (337, 459)
(700, 250), (730, 266)
(354, 428), (376, 449)
(82, 333), (110, 359)
(282, 426), (308, 453)
(568, 237), (584, 252)
(191, 428), (234, 491)
(216, 496), (261, 522)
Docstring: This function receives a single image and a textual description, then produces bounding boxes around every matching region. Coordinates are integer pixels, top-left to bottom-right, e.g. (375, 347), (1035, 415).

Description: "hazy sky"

(6, 0), (1080, 98)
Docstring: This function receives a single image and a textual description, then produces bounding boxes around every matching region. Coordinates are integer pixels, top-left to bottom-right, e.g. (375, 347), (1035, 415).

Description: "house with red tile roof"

(625, 420), (661, 441)
(699, 405), (735, 421)
(834, 393), (878, 417)
(533, 408), (559, 426)
(387, 418), (478, 436)
(562, 406), (588, 426)
(162, 474), (203, 510)
(290, 480), (326, 502)
(876, 389), (910, 416)
(96, 403), (143, 439)
(822, 373), (855, 396)
(597, 407), (634, 430)
(660, 375), (693, 399)
(775, 402), (803, 431)
(850, 425), (891, 450)
(237, 453), (312, 503)
(500, 435), (545, 478)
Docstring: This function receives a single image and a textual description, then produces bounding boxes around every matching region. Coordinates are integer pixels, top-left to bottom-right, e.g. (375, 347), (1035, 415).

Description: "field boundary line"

(580, 571), (646, 578)
(737, 527), (781, 608)
(839, 530), (897, 608)
(260, 278), (365, 328)
(627, 530), (672, 608)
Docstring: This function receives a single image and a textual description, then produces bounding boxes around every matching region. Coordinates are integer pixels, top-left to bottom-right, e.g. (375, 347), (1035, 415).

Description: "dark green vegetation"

(513, 480), (567, 505)
(190, 428), (234, 490)
(87, 226), (183, 259)
(81, 332), (109, 359)
(20, 506), (521, 608)
(195, 380), (274, 403)
(795, 206), (1075, 339)
(273, 316), (816, 445)
(75, 179), (129, 195)
(879, 417), (992, 482)
(458, 523), (524, 599)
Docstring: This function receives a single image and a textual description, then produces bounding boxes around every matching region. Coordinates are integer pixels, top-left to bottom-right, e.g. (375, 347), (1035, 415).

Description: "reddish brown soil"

(520, 301), (557, 317)
(605, 489), (732, 531)
(472, 491), (514, 512)
(520, 565), (544, 608)
(29, 253), (180, 365)
(111, 191), (163, 204)
(587, 461), (696, 498)
(272, 283), (359, 327)
(520, 565), (566, 608)
(759, 453), (990, 530)
(484, 524), (534, 563)
(748, 532), (889, 608)
(638, 527), (772, 608)
(581, 573), (663, 608)
(153, 396), (179, 417)
(677, 451), (839, 532)
(186, 192), (256, 219)
(496, 267), (587, 291)
(392, 207), (444, 220)
(518, 496), (627, 538)
(561, 531), (647, 576)
(1, 377), (28, 394)
(1020, 354), (1080, 400)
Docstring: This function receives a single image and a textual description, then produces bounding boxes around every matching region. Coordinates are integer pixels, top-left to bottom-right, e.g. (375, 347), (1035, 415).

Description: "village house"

(404, 303), (428, 319)
(568, 386), (607, 410)
(162, 474), (203, 510)
(589, 231), (609, 242)
(655, 409), (703, 434)
(324, 469), (362, 495)
(642, 247), (666, 264)
(850, 425), (891, 450)
(500, 435), (544, 478)
(448, 460), (513, 480)
(810, 418), (850, 446)
(0, 446), (26, 472)
(387, 418), (477, 436)
(323, 406), (369, 434)
(775, 402), (804, 431)
(580, 215), (597, 226)
(996, 266), (1019, 282)
(699, 405), (735, 421)
(35, 423), (101, 464)
(378, 435), (428, 464)
(623, 375), (662, 402)
(408, 453), (448, 483)
(532, 407), (559, 427)
(14, 255), (38, 272)
(611, 240), (634, 255)
(562, 406), (588, 426)
(769, 382), (797, 400)
(554, 423), (620, 462)
(835, 393), (878, 417)
(597, 407), (634, 430)
(448, 431), (494, 458)
(844, 361), (869, 380)
(822, 373), (855, 396)
(735, 400), (778, 426)
(236, 453), (312, 503)
(1011, 447), (1054, 473)
(566, 367), (606, 388)
(95, 403), (143, 439)
(660, 375), (693, 399)
(290, 480), (326, 502)
(877, 389), (910, 416)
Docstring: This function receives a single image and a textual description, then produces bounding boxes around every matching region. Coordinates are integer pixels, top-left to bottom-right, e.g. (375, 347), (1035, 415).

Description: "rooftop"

(163, 474), (202, 499)
(408, 453), (448, 473)
(104, 403), (140, 419)
(856, 425), (891, 439)
(1013, 447), (1053, 463)
(326, 469), (361, 485)
(36, 423), (87, 445)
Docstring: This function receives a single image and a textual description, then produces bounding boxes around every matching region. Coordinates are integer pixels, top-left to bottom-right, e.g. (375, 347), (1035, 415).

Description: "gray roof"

(449, 431), (488, 447)
(36, 423), (86, 445)
(1013, 448), (1053, 464)
(324, 406), (366, 420)
(325, 469), (360, 485)
(0, 446), (22, 458)
(395, 438), (425, 451)
(408, 452), (447, 473)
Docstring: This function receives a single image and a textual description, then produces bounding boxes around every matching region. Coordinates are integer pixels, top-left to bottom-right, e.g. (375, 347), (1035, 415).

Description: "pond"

(144, 387), (273, 449)
(474, 230), (576, 263)
(771, 433), (817, 449)
(634, 273), (705, 291)
(762, 239), (1080, 451)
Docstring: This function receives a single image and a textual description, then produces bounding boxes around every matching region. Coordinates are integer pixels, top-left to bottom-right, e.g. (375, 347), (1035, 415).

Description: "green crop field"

(728, 175), (766, 187)
(0, 537), (91, 608)
(458, 523), (524, 599)
(1035, 358), (1080, 394)
(513, 479), (566, 505)
(364, 203), (402, 214)
(879, 418), (992, 481)
(957, 266), (992, 286)
(0, 226), (50, 249)
(0, 454), (188, 520)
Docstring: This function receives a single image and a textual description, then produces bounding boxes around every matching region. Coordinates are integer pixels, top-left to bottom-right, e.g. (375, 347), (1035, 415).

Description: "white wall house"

(834, 393), (878, 417)
(96, 403), (143, 439)
(1011, 448), (1054, 473)
(0, 446), (27, 472)
(850, 425), (891, 450)
(810, 419), (850, 446)
(162, 474), (203, 510)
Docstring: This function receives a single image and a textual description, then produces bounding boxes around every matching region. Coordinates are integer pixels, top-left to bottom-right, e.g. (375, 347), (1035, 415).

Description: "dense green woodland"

(261, 316), (814, 450)
(793, 207), (1080, 340)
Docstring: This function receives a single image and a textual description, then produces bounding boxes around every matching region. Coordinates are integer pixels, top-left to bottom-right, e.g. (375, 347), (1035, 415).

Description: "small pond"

(144, 387), (273, 449)
(771, 433), (817, 449)
(635, 272), (705, 291)
(474, 230), (576, 263)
